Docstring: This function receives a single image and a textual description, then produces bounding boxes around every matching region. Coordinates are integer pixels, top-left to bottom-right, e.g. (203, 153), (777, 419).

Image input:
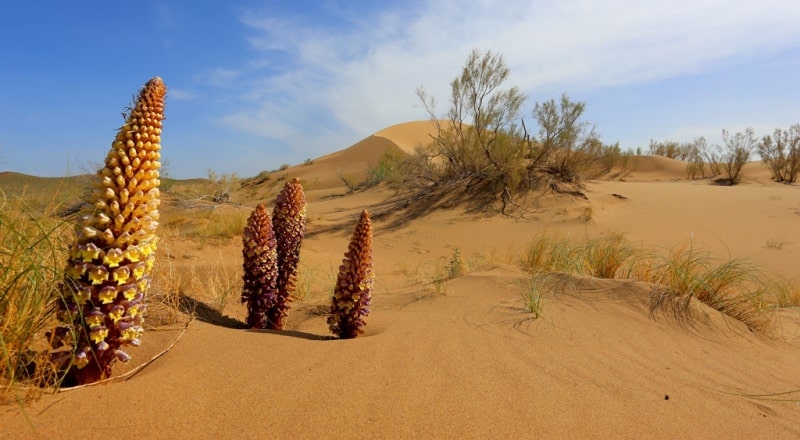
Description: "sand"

(3, 121), (800, 439)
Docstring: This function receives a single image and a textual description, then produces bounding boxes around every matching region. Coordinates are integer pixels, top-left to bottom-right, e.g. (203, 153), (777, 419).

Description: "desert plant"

(720, 128), (756, 184)
(241, 204), (279, 329)
(328, 210), (374, 339)
(520, 275), (546, 318)
(646, 246), (770, 331)
(1, 197), (72, 398)
(205, 169), (239, 203)
(520, 233), (577, 274)
(758, 124), (800, 183)
(413, 49), (528, 199)
(578, 235), (637, 279)
(529, 93), (606, 183)
(446, 247), (464, 279)
(270, 178), (307, 330)
(685, 137), (708, 179)
(49, 77), (166, 385)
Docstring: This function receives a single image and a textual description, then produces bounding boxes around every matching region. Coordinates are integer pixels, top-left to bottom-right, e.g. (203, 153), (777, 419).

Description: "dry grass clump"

(520, 233), (577, 274)
(645, 247), (771, 332)
(0, 196), (72, 400)
(520, 235), (780, 333)
(577, 234), (638, 278)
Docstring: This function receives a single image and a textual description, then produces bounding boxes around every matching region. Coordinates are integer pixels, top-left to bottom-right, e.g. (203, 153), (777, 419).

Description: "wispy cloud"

(213, 0), (800, 157)
(168, 88), (196, 101)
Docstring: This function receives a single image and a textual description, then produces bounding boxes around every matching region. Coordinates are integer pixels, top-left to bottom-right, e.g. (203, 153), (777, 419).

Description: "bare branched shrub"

(529, 94), (608, 184)
(414, 49), (527, 201)
(685, 137), (707, 179)
(758, 124), (800, 184)
(720, 128), (756, 184)
(403, 49), (615, 212)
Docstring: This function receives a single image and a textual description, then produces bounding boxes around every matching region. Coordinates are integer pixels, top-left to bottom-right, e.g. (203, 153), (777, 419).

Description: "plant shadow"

(178, 295), (247, 329)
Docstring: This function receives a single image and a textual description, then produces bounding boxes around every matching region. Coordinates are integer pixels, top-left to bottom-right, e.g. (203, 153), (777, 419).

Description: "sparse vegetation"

(757, 124), (800, 184)
(519, 275), (546, 318)
(520, 234), (784, 332)
(404, 49), (620, 212)
(1, 196), (72, 400)
(720, 128), (756, 184)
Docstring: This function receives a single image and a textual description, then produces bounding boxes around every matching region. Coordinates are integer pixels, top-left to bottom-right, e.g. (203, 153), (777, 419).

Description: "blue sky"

(2, 1), (799, 179)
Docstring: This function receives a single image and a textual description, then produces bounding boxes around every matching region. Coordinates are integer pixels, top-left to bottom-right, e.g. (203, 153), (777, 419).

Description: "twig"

(58, 318), (193, 392)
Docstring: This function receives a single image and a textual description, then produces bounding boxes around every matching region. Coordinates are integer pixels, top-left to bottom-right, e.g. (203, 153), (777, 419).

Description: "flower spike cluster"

(328, 210), (374, 339)
(55, 77), (165, 385)
(270, 178), (307, 329)
(241, 204), (279, 329)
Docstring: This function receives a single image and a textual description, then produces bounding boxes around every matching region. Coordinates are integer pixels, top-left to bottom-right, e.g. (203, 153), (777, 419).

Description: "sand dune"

(3, 121), (800, 439)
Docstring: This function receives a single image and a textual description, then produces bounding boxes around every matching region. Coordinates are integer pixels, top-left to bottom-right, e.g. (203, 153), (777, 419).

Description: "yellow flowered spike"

(59, 77), (165, 385)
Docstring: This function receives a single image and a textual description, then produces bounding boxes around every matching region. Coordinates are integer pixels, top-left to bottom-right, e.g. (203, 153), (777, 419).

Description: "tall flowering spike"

(270, 178), (307, 330)
(328, 210), (374, 339)
(56, 77), (166, 385)
(241, 204), (279, 329)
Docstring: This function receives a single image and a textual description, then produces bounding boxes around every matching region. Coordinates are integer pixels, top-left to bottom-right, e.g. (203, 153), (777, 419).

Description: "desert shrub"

(720, 128), (756, 184)
(648, 139), (693, 160)
(365, 149), (405, 187)
(206, 169), (239, 203)
(685, 137), (708, 179)
(757, 124), (800, 183)
(407, 49), (614, 211)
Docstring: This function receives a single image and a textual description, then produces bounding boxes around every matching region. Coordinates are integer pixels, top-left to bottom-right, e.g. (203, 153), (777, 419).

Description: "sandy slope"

(3, 122), (800, 439)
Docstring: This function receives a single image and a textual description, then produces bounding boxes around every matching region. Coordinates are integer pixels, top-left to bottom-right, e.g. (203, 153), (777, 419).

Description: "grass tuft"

(519, 274), (546, 318)
(0, 195), (73, 400)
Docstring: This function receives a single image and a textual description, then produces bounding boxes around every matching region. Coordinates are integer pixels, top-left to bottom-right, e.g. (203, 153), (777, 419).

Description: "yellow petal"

(88, 265), (109, 285)
(90, 327), (109, 344)
(124, 246), (141, 263)
(98, 286), (118, 304)
(103, 248), (125, 267)
(113, 266), (131, 285)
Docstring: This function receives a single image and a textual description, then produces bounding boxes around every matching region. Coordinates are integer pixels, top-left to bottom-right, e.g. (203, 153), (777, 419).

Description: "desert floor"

(2, 121), (800, 439)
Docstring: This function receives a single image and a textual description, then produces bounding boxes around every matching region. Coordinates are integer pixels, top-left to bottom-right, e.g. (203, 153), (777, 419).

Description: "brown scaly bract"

(53, 77), (165, 385)
(328, 210), (374, 339)
(270, 178), (306, 330)
(241, 204), (279, 329)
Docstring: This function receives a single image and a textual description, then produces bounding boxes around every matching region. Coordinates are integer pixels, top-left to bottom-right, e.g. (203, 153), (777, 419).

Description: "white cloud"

(216, 0), (800, 157)
(168, 88), (196, 101)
